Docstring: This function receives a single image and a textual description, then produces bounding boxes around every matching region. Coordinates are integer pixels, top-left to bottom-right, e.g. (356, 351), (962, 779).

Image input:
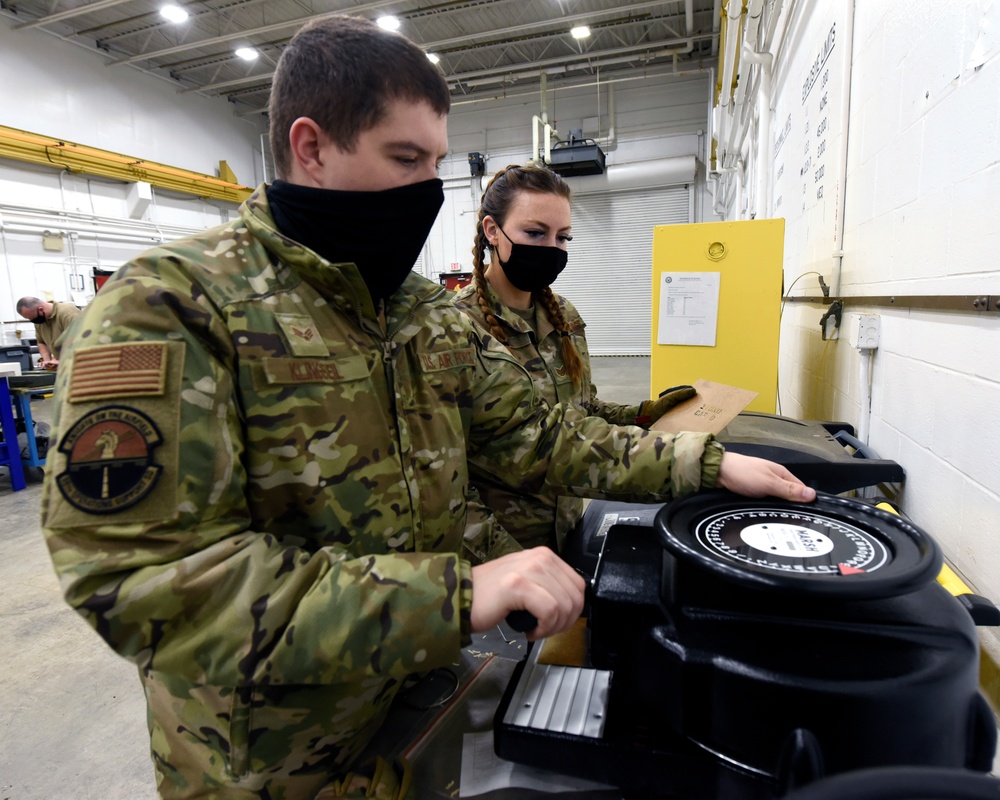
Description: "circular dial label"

(694, 509), (890, 575)
(739, 523), (835, 557)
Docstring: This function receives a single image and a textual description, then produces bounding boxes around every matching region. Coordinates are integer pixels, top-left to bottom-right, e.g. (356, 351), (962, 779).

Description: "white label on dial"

(740, 523), (835, 558)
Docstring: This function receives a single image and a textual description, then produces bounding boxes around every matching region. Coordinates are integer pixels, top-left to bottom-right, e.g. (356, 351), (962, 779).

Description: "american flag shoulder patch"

(70, 342), (168, 403)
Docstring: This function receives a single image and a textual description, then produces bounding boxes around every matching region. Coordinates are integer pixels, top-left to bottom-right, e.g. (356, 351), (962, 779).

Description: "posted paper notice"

(657, 271), (721, 346)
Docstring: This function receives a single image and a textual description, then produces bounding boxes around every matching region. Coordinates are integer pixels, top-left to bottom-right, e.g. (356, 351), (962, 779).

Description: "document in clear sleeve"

(656, 271), (721, 346)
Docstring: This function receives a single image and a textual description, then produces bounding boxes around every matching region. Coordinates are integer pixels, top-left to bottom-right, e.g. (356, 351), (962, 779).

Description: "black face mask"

(495, 225), (568, 293)
(266, 178), (445, 303)
(33, 311), (46, 324)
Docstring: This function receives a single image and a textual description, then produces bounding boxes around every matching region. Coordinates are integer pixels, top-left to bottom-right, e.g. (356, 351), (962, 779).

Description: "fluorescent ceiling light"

(377, 15), (401, 31)
(235, 47), (258, 61)
(570, 25), (591, 39)
(426, 52), (440, 64)
(159, 4), (188, 24)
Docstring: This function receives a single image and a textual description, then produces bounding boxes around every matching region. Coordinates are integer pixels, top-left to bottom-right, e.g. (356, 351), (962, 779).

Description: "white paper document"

(657, 271), (721, 346)
(459, 730), (616, 797)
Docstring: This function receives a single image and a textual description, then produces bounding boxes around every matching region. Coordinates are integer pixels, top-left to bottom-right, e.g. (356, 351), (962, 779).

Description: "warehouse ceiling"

(1, 0), (721, 115)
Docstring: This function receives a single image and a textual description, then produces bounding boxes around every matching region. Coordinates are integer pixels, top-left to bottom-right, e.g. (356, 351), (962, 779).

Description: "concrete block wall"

(776, 0), (1000, 667)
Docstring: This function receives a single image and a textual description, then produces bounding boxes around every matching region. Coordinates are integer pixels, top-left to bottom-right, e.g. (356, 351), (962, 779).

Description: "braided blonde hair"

(471, 163), (584, 388)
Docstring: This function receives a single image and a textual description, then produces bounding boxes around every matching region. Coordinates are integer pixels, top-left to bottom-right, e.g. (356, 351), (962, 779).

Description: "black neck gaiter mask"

(267, 178), (445, 303)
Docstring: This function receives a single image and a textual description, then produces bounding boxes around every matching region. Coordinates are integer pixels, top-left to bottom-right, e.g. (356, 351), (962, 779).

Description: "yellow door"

(650, 219), (784, 413)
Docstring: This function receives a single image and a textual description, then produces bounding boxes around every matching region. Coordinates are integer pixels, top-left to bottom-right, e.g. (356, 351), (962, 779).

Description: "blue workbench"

(9, 381), (52, 469)
(0, 376), (27, 490)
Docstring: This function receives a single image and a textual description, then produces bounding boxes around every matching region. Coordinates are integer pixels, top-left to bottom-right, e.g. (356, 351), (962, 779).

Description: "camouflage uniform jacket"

(454, 281), (648, 550)
(42, 185), (724, 799)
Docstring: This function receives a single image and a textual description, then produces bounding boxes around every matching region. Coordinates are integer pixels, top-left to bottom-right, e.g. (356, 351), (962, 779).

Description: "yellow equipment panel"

(650, 219), (783, 413)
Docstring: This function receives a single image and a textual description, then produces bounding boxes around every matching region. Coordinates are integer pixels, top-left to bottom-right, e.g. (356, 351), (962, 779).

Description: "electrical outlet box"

(855, 314), (880, 350)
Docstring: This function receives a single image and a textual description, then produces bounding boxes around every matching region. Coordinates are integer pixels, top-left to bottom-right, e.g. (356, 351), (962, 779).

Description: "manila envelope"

(650, 379), (758, 436)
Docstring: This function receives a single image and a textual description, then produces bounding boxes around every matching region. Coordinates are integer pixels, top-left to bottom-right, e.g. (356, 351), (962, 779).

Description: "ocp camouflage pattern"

(42, 184), (724, 798)
(454, 281), (666, 551)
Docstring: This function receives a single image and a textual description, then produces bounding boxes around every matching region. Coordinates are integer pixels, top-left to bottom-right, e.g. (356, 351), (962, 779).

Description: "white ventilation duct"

(565, 156), (696, 195)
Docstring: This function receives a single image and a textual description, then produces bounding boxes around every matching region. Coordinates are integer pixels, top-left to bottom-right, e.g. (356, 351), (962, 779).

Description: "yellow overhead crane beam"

(0, 124), (253, 204)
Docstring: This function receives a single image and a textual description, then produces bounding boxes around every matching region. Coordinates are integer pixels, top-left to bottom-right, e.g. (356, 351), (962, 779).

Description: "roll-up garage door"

(553, 186), (691, 355)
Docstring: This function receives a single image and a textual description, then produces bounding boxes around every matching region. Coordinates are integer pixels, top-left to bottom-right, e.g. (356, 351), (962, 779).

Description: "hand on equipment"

(634, 384), (697, 426)
(716, 452), (817, 503)
(470, 547), (586, 641)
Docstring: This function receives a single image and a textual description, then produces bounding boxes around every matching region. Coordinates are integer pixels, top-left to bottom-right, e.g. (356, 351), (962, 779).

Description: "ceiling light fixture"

(570, 25), (591, 39)
(159, 4), (188, 24)
(377, 15), (401, 32)
(426, 52), (440, 64)
(235, 47), (258, 61)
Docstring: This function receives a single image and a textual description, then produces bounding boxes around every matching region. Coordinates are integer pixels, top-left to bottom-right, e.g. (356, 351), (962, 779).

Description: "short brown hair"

(268, 15), (451, 180)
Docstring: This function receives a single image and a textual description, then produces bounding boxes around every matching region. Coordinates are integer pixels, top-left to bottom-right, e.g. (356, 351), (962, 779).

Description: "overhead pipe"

(762, 0), (782, 52)
(0, 125), (251, 204)
(712, 0), (723, 56)
(0, 202), (201, 245)
(722, 0), (767, 174)
(743, 46), (774, 216)
(445, 64), (711, 111)
(717, 0), (786, 217)
(718, 0), (745, 112)
(464, 47), (710, 92)
(717, 0), (784, 217)
(540, 72), (549, 126)
(531, 116), (560, 164)
(452, 33), (716, 87)
(831, 0), (857, 297)
(235, 45), (710, 117)
(712, 0), (746, 214)
(662, 0), (697, 59)
(13, 0), (132, 30)
(722, 0), (763, 171)
(603, 83), (618, 153)
(714, 0), (745, 187)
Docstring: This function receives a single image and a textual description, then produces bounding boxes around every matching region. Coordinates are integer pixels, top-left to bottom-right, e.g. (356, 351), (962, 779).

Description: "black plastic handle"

(505, 610), (538, 632)
(832, 429), (880, 461)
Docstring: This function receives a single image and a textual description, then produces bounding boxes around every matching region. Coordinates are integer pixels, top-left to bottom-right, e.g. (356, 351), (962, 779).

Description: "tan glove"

(634, 385), (697, 427)
(315, 755), (413, 799)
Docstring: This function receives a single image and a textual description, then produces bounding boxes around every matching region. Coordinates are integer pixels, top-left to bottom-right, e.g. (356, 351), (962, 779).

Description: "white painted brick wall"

(773, 0), (1000, 661)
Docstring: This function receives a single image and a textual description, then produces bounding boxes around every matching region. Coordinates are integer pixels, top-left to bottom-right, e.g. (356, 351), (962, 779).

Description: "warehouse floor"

(0, 357), (651, 799)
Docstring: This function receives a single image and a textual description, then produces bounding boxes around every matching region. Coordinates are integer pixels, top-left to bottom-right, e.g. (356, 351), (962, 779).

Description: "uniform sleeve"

(462, 487), (524, 566)
(584, 385), (643, 426)
(41, 257), (472, 690)
(467, 344), (724, 503)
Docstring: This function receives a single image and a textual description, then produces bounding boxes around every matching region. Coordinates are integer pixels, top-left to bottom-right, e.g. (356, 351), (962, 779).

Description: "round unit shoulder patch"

(56, 405), (163, 514)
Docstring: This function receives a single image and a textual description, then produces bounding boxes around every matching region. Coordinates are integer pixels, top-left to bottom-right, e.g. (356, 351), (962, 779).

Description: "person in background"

(454, 163), (695, 552)
(15, 296), (82, 369)
(41, 16), (814, 800)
